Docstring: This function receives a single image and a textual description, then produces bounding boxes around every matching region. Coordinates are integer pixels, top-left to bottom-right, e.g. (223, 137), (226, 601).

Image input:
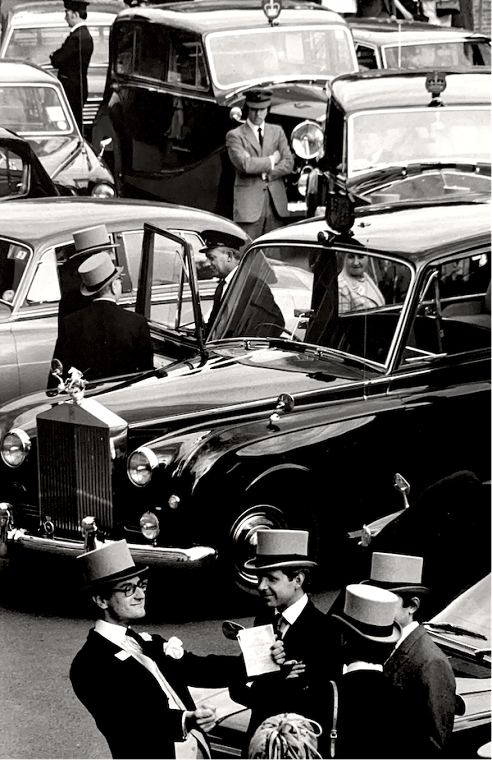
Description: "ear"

(294, 570), (305, 587)
(93, 593), (108, 610)
(409, 596), (420, 613)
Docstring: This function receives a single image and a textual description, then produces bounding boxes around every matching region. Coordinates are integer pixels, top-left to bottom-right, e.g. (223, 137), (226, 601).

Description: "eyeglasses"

(113, 579), (148, 597)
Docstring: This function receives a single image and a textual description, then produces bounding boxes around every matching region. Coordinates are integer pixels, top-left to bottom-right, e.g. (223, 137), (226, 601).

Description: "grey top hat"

(244, 530), (317, 572)
(332, 583), (401, 643)
(363, 552), (430, 595)
(77, 539), (148, 591)
(78, 251), (123, 297)
(72, 225), (118, 259)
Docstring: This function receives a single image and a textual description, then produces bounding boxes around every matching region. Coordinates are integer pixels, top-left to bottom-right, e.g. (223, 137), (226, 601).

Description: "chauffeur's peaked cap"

(244, 88), (272, 108)
(199, 229), (245, 253)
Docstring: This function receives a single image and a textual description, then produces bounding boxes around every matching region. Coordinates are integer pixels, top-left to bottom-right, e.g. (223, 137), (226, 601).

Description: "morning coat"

(50, 24), (93, 128)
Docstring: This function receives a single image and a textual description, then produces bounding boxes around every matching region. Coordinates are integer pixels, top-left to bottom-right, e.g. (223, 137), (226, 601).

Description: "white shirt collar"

(278, 593), (309, 626)
(70, 21), (87, 33)
(394, 620), (419, 649)
(224, 265), (238, 287)
(343, 661), (384, 675)
(246, 118), (265, 139)
(95, 619), (128, 647)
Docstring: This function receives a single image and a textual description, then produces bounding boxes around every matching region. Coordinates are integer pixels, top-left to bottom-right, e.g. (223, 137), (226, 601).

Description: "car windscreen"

(0, 239), (31, 304)
(348, 107), (490, 176)
(4, 24), (111, 67)
(383, 39), (491, 69)
(206, 26), (355, 89)
(0, 84), (74, 134)
(208, 244), (413, 367)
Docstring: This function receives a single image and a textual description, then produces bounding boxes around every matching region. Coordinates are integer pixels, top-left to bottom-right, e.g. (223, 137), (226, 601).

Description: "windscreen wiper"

(424, 622), (487, 639)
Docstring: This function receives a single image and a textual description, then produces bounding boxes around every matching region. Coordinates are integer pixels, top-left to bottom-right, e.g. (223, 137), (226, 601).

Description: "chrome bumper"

(7, 529), (217, 567)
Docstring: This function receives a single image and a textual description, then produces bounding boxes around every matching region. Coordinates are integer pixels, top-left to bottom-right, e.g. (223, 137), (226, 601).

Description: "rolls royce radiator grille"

(36, 400), (127, 536)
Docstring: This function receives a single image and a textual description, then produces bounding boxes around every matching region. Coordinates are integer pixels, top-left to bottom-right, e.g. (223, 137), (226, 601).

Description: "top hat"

(244, 530), (317, 572)
(332, 583), (401, 643)
(244, 88), (272, 109)
(363, 552), (430, 595)
(78, 251), (123, 296)
(77, 540), (148, 591)
(199, 229), (245, 254)
(72, 225), (118, 259)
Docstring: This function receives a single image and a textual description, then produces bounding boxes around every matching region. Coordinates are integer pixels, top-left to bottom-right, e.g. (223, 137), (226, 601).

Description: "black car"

(0, 126), (68, 199)
(0, 194), (490, 591)
(92, 0), (357, 218)
(305, 68), (491, 215)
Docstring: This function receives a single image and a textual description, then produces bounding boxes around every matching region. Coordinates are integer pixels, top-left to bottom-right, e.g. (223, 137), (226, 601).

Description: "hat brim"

(361, 579), (430, 595)
(246, 101), (271, 109)
(81, 564), (149, 592)
(80, 265), (123, 296)
(332, 612), (401, 644)
(244, 558), (318, 572)
(71, 242), (119, 259)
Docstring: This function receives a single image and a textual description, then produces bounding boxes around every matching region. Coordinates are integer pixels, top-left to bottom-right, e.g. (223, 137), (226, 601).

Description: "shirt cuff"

(182, 711), (192, 738)
(269, 155), (275, 171)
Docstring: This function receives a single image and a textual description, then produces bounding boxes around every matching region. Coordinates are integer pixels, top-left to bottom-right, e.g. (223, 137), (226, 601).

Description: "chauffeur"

(226, 88), (294, 240)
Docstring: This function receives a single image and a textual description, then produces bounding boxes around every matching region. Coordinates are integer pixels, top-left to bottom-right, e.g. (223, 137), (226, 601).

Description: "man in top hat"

(49, 231), (153, 385)
(226, 88), (294, 241)
(200, 229), (285, 339)
(50, 0), (93, 131)
(230, 530), (342, 756)
(332, 583), (401, 759)
(363, 552), (456, 758)
(70, 539), (245, 759)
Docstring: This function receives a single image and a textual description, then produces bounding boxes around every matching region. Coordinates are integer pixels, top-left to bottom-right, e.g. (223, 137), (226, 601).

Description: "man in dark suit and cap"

(363, 552), (457, 758)
(70, 540), (245, 759)
(50, 0), (93, 131)
(226, 88), (294, 240)
(49, 234), (154, 385)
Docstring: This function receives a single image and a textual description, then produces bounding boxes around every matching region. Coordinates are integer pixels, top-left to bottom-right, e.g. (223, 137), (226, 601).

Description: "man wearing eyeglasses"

(70, 540), (251, 759)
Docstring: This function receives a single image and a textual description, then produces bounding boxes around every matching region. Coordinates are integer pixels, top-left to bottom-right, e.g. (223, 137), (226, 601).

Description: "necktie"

(258, 127), (263, 149)
(126, 627), (157, 659)
(275, 613), (288, 639)
(207, 278), (225, 332)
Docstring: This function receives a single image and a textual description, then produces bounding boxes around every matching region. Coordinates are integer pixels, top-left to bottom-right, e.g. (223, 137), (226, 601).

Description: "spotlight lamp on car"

(1, 429), (31, 467)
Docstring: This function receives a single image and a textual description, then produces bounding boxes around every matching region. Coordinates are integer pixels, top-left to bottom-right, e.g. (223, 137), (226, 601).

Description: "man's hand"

(283, 659), (306, 680)
(188, 705), (217, 733)
(271, 639), (286, 666)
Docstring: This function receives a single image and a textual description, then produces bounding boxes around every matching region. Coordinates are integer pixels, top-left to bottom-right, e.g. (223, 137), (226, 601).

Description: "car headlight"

(91, 183), (115, 198)
(140, 511), (160, 540)
(127, 447), (159, 486)
(1, 428), (31, 467)
(291, 121), (324, 161)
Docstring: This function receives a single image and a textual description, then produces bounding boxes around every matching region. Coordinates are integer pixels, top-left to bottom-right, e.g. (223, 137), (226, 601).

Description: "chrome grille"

(37, 403), (113, 535)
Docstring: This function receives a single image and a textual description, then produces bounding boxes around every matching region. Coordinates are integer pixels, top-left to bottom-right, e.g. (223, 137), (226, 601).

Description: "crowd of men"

(69, 532), (458, 759)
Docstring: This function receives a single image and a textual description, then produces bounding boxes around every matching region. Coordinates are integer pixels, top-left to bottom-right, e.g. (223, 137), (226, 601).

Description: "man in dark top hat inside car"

(70, 540), (247, 759)
(226, 87), (294, 241)
(50, 0), (93, 131)
(49, 227), (154, 386)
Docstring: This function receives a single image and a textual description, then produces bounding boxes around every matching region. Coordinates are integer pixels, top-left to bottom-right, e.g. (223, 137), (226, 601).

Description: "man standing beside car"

(226, 88), (294, 241)
(50, 0), (93, 131)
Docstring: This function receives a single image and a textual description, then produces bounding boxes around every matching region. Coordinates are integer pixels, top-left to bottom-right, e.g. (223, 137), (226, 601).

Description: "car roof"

(117, 1), (346, 36)
(347, 17), (490, 45)
(0, 58), (58, 82)
(5, 9), (118, 26)
(330, 69), (491, 111)
(251, 196), (491, 264)
(0, 197), (250, 248)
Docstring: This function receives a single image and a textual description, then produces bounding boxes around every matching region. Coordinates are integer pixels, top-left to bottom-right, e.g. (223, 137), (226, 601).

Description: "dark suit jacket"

(70, 629), (241, 759)
(49, 299), (153, 385)
(50, 25), (93, 128)
(230, 599), (343, 754)
(384, 624), (456, 758)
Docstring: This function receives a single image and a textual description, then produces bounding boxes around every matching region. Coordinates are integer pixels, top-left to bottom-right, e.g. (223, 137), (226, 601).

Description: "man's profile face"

(248, 106), (268, 126)
(97, 574), (147, 626)
(206, 247), (235, 279)
(257, 568), (300, 611)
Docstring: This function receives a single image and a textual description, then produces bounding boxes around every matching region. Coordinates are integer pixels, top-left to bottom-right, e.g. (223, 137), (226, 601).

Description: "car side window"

(26, 248), (60, 305)
(355, 44), (378, 70)
(168, 34), (208, 89)
(0, 145), (29, 198)
(0, 240), (31, 304)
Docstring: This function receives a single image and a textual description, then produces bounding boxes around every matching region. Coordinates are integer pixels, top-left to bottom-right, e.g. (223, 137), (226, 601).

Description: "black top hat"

(199, 230), (245, 253)
(244, 88), (273, 109)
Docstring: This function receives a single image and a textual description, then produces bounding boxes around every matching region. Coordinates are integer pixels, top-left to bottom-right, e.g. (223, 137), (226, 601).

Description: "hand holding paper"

(236, 624), (281, 678)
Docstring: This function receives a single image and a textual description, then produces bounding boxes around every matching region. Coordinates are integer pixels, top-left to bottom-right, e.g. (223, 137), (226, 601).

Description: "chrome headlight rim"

(127, 446), (159, 487)
(291, 120), (325, 161)
(140, 510), (160, 540)
(91, 182), (115, 198)
(1, 428), (31, 468)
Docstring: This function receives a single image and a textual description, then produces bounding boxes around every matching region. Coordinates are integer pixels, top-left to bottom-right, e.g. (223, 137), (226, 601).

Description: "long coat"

(50, 24), (93, 129)
(226, 122), (294, 224)
(70, 629), (241, 759)
(384, 624), (456, 758)
(49, 299), (153, 385)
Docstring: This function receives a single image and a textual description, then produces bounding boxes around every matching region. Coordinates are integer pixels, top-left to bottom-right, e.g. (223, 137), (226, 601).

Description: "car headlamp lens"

(291, 121), (324, 161)
(127, 447), (158, 486)
(1, 429), (31, 467)
(140, 511), (160, 540)
(91, 183), (115, 198)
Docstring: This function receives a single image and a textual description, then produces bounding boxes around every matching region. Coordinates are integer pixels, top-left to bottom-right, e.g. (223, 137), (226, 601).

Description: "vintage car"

(0, 195), (250, 403)
(92, 0), (358, 218)
(305, 68), (491, 215)
(0, 193), (489, 592)
(0, 125), (69, 199)
(0, 0), (124, 136)
(191, 573), (492, 758)
(0, 59), (115, 195)
(347, 16), (491, 71)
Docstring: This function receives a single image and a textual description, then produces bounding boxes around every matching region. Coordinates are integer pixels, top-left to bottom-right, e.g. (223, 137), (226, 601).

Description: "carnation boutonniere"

(164, 636), (184, 659)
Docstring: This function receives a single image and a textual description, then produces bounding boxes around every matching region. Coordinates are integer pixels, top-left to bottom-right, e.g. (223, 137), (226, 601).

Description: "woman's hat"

(72, 224), (118, 259)
(244, 530), (317, 572)
(78, 251), (123, 296)
(77, 539), (148, 591)
(363, 552), (430, 595)
(332, 583), (401, 643)
(244, 88), (273, 109)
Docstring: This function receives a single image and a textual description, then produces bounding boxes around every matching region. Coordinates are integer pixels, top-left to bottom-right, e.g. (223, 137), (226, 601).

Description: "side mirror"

(222, 620), (245, 640)
(229, 107), (243, 124)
